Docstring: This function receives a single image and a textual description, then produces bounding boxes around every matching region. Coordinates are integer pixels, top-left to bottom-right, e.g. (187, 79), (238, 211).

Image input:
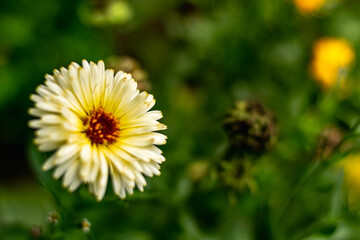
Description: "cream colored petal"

(119, 136), (155, 147)
(80, 162), (92, 182)
(28, 108), (46, 117)
(57, 143), (81, 156)
(103, 73), (124, 113)
(119, 132), (167, 146)
(42, 154), (57, 171)
(30, 94), (44, 104)
(99, 152), (109, 187)
(68, 175), (82, 192)
(54, 158), (75, 179)
(78, 67), (93, 110)
(63, 90), (86, 116)
(45, 79), (63, 96)
(118, 91), (149, 119)
(112, 78), (139, 116)
(82, 59), (90, 71)
(54, 69), (70, 90)
(89, 147), (100, 182)
(68, 66), (88, 113)
(36, 85), (54, 98)
(62, 108), (84, 132)
(118, 145), (151, 163)
(122, 111), (163, 128)
(102, 69), (115, 106)
(123, 176), (135, 195)
(139, 162), (154, 177)
(37, 141), (61, 152)
(92, 149), (109, 196)
(122, 94), (156, 122)
(108, 145), (143, 171)
(36, 127), (70, 142)
(80, 143), (92, 163)
(55, 144), (81, 165)
(148, 161), (161, 176)
(29, 120), (44, 128)
(41, 114), (64, 124)
(103, 77), (126, 113)
(35, 101), (60, 113)
(94, 167), (108, 201)
(105, 150), (126, 175)
(134, 171), (147, 192)
(111, 169), (126, 199)
(63, 161), (80, 187)
(93, 61), (106, 109)
(120, 124), (167, 137)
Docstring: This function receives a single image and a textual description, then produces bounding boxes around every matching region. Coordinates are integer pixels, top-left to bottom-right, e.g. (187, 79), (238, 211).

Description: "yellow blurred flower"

(294, 0), (326, 13)
(311, 38), (355, 88)
(341, 154), (360, 209)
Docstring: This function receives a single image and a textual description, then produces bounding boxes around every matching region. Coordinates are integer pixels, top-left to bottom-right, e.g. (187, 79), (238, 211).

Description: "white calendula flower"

(29, 60), (167, 200)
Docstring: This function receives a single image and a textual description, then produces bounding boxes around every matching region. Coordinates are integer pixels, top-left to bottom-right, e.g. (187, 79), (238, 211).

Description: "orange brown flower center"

(83, 107), (120, 145)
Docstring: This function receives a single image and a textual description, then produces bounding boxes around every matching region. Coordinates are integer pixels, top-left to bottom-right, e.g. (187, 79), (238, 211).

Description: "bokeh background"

(2, 0), (360, 239)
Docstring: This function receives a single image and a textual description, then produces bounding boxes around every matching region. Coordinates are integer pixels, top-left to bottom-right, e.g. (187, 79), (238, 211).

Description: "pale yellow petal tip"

(42, 164), (51, 171)
(80, 173), (88, 182)
(129, 74), (136, 82)
(52, 69), (60, 75)
(34, 85), (43, 94)
(27, 108), (34, 115)
(64, 185), (77, 193)
(68, 62), (77, 68)
(158, 124), (167, 130)
(52, 174), (60, 180)
(116, 70), (125, 75)
(28, 120), (36, 128)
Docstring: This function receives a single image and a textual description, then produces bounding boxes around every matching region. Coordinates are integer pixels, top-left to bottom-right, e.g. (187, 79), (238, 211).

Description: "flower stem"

(277, 118), (360, 225)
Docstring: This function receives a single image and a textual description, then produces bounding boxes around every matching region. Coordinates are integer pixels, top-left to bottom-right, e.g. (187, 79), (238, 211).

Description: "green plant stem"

(277, 118), (360, 225)
(277, 160), (321, 224)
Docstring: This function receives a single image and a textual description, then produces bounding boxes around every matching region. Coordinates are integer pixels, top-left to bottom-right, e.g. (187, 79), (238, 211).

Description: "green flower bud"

(223, 101), (276, 155)
(219, 158), (257, 193)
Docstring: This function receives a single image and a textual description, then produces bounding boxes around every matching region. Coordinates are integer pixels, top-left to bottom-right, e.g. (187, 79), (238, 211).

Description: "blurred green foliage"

(3, 0), (360, 239)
